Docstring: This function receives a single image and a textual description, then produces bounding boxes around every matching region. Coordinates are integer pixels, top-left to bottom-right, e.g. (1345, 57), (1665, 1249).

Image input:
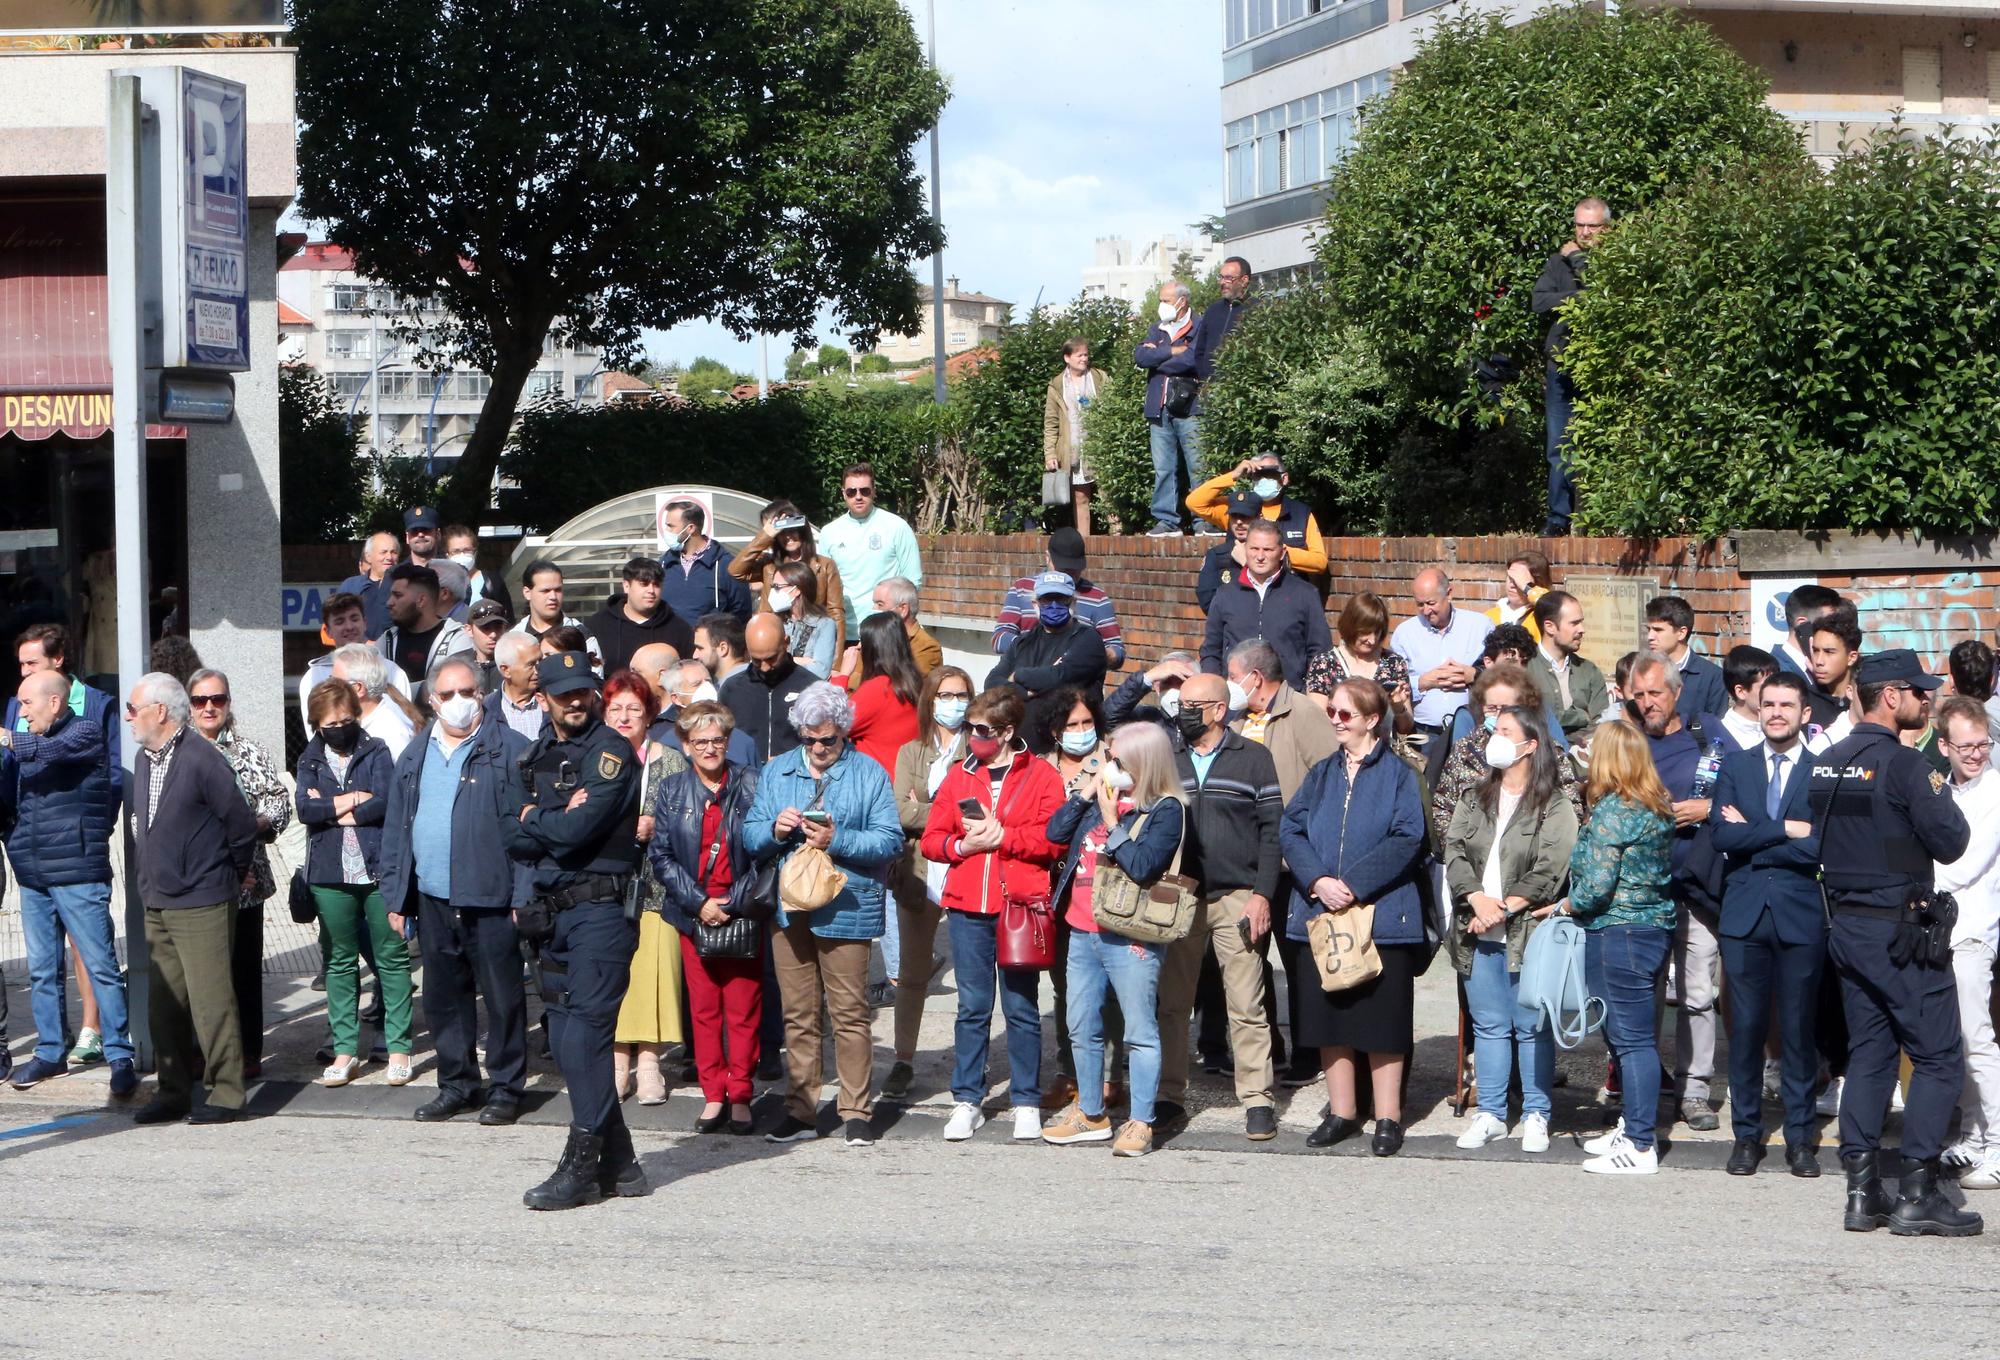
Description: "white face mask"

(767, 587), (798, 614)
(933, 698), (968, 731)
(1158, 688), (1182, 718)
(1156, 301), (1178, 323)
(436, 694), (481, 730)
(1100, 761), (1134, 792)
(448, 552), (476, 569)
(686, 681), (718, 706)
(1484, 734), (1521, 771)
(661, 528), (686, 556)
(1226, 679), (1251, 712)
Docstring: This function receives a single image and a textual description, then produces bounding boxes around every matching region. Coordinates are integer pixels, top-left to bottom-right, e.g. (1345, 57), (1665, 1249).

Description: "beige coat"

(1233, 681), (1339, 804)
(728, 532), (845, 653)
(1043, 367), (1108, 481)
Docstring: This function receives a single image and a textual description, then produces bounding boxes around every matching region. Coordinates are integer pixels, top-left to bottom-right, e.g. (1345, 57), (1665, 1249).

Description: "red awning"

(0, 194), (181, 442)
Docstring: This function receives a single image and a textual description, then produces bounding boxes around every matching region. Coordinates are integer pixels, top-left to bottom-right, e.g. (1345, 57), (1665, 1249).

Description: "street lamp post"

(927, 0), (946, 406)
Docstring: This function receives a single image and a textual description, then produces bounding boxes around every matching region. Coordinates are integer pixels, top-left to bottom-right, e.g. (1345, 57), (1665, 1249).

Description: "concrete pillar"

(183, 202), (284, 755)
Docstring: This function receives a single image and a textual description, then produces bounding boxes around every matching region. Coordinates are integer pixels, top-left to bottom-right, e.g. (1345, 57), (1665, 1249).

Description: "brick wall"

(917, 532), (1753, 670)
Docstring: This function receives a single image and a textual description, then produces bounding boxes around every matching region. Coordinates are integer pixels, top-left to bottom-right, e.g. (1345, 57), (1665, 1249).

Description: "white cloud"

(647, 0), (1223, 367)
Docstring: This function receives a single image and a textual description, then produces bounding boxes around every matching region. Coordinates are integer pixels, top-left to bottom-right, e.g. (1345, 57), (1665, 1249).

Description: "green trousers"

(146, 901), (244, 1110)
(312, 883), (414, 1056)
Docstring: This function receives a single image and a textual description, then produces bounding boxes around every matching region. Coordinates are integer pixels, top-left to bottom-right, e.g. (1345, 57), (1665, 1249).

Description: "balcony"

(1224, 0), (1391, 84)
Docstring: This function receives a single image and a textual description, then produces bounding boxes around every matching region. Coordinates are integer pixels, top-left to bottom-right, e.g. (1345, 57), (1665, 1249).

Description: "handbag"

(778, 785), (847, 912)
(1164, 373), (1200, 419)
(689, 839), (763, 958)
(1306, 902), (1382, 992)
(1040, 468), (1072, 508)
(1090, 806), (1197, 945)
(996, 887), (1057, 970)
(287, 867), (317, 925)
(1517, 913), (1604, 1049)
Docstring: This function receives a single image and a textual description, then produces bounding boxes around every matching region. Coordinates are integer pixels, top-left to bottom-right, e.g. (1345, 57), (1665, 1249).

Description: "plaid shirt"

(145, 726), (187, 830)
(991, 574), (1125, 668)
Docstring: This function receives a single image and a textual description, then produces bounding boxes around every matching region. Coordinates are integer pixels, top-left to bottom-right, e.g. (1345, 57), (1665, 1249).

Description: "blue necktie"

(1767, 751), (1787, 821)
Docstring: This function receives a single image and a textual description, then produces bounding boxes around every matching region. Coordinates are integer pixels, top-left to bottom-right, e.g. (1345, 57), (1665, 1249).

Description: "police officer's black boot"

(597, 1118), (648, 1199)
(522, 1127), (604, 1210)
(1842, 1149), (1895, 1232)
(1889, 1156), (1984, 1238)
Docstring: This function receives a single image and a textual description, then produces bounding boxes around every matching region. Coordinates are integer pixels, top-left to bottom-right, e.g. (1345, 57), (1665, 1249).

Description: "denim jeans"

(1544, 360), (1577, 533)
(947, 910), (1041, 1108)
(1066, 927), (1164, 1124)
(1464, 935), (1551, 1121)
(1584, 923), (1671, 1150)
(1147, 414), (1201, 530)
(20, 881), (132, 1064)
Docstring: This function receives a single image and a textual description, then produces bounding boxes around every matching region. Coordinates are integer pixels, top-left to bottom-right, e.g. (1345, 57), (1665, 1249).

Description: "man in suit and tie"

(1710, 671), (1826, 1178)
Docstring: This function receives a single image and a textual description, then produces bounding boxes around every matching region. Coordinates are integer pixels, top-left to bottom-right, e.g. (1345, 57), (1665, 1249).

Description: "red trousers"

(679, 933), (763, 1105)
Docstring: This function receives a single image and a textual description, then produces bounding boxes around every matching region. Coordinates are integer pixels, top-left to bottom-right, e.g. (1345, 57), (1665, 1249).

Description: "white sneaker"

(1890, 1082), (1906, 1114)
(1762, 1058), (1783, 1102)
(1583, 1119), (1627, 1156)
(1582, 1140), (1658, 1175)
(1960, 1151), (2000, 1190)
(1943, 1137), (1984, 1170)
(1520, 1113), (1551, 1154)
(942, 1101), (986, 1142)
(1011, 1106), (1042, 1141)
(1455, 1111), (1508, 1149)
(1814, 1076), (1843, 1117)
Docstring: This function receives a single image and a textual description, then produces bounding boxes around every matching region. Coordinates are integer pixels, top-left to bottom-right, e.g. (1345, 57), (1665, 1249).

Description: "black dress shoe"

(133, 1099), (190, 1126)
(479, 1097), (522, 1126)
(755, 1057), (783, 1083)
(1152, 1100), (1187, 1132)
(415, 1090), (483, 1122)
(1245, 1106), (1278, 1141)
(186, 1104), (241, 1125)
(1726, 1136), (1765, 1176)
(729, 1114), (755, 1136)
(695, 1108), (729, 1134)
(1371, 1118), (1405, 1157)
(1306, 1113), (1359, 1148)
(1786, 1144), (1822, 1179)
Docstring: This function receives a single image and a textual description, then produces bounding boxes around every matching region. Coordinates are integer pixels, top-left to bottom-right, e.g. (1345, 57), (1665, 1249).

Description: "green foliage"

(681, 356), (751, 399)
(1561, 131), (2000, 535)
(278, 364), (366, 544)
(1320, 3), (1800, 415)
(501, 386), (963, 532)
(956, 297), (1147, 525)
(293, 0), (950, 522)
(857, 353), (894, 374)
(361, 455), (449, 537)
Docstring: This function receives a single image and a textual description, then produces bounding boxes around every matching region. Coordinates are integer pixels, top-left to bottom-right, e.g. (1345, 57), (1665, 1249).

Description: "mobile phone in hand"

(1236, 917), (1255, 950)
(803, 809), (831, 825)
(958, 797), (984, 819)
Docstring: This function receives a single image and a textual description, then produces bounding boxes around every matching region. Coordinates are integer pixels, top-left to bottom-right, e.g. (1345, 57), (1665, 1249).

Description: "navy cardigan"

(294, 734), (395, 885)
(1279, 740), (1429, 945)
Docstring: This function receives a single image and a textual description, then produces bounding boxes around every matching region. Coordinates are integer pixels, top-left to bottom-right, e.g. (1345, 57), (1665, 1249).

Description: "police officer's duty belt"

(542, 874), (632, 911)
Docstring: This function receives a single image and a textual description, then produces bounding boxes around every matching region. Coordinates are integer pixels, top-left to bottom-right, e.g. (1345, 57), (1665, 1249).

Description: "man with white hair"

(125, 672), (259, 1125)
(331, 642), (416, 760)
(483, 632), (548, 741)
(1135, 280), (1208, 537)
(873, 576), (941, 675)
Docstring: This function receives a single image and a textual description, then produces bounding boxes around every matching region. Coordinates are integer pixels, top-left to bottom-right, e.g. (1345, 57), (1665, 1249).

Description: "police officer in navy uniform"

(1808, 648), (1977, 1236)
(505, 652), (646, 1210)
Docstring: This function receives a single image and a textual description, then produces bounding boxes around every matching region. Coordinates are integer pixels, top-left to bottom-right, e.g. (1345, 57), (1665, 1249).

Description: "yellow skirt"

(615, 910), (686, 1045)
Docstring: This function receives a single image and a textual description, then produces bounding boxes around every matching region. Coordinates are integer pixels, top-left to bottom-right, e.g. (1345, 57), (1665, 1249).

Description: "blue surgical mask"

(1039, 602), (1072, 628)
(1060, 728), (1097, 756)
(1481, 712), (1499, 733)
(933, 698), (968, 731)
(660, 528), (686, 556)
(1252, 476), (1280, 502)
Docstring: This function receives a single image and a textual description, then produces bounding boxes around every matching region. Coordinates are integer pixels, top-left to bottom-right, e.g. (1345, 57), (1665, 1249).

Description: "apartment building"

(1222, 0), (2000, 278)
(277, 241), (606, 465)
(868, 276), (1011, 365)
(1080, 233), (1223, 308)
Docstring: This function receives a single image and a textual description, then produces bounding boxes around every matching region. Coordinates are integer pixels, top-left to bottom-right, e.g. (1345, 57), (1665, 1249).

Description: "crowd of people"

(2, 472), (1995, 1236)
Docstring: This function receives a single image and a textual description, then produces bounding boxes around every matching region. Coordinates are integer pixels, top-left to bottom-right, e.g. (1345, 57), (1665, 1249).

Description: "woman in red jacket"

(844, 612), (922, 777)
(921, 686), (1066, 1144)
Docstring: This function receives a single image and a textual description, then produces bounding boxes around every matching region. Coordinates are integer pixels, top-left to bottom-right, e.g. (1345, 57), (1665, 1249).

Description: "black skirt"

(1291, 940), (1418, 1053)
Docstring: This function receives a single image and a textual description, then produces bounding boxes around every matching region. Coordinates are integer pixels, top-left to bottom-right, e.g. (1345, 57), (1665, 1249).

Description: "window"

(1903, 46), (1942, 115)
(1222, 70), (1387, 205)
(328, 283), (370, 313)
(323, 329), (366, 359)
(525, 371), (559, 398)
(1225, 0), (1327, 48)
(329, 372), (370, 399)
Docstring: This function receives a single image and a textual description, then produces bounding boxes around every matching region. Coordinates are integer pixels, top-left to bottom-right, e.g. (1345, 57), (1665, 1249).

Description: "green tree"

(816, 343), (852, 376)
(681, 356), (751, 399)
(1311, 3), (1803, 526)
(293, 0), (949, 525)
(857, 353), (894, 375)
(278, 364), (365, 543)
(1561, 131), (2000, 535)
(783, 347), (815, 382)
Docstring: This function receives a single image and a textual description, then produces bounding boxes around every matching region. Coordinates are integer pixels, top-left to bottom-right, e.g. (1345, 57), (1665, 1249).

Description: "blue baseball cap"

(1031, 570), (1076, 600)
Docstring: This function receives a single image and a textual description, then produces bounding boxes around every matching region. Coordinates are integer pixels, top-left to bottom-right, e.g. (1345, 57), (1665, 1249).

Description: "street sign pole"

(106, 73), (155, 1066)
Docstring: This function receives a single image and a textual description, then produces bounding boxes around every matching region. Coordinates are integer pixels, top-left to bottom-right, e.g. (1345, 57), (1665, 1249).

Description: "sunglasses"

(842, 486), (874, 498)
(190, 693), (230, 708)
(800, 733), (843, 748)
(967, 723), (1000, 739)
(431, 686), (479, 702)
(1331, 707), (1364, 723)
(123, 700), (160, 716)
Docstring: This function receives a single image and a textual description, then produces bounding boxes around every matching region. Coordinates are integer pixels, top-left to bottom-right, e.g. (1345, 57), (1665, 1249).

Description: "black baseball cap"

(537, 651), (599, 696)
(468, 599), (509, 628)
(1855, 649), (1942, 691)
(1047, 527), (1086, 578)
(1225, 491), (1261, 520)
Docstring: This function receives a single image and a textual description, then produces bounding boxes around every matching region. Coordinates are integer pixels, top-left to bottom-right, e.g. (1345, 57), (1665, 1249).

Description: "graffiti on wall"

(1849, 573), (1990, 664)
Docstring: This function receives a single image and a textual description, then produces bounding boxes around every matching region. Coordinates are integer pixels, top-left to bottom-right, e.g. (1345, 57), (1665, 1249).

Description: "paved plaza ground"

(2, 896), (1994, 1357)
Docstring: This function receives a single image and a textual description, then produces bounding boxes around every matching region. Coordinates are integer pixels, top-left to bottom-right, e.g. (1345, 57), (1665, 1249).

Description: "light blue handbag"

(1517, 914), (1605, 1050)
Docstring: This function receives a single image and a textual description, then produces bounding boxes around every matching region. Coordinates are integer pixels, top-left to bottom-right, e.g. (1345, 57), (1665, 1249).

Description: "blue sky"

(644, 0), (1225, 373)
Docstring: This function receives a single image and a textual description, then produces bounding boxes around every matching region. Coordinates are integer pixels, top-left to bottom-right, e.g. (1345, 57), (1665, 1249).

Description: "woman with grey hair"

(743, 681), (903, 1146)
(186, 668), (291, 1081)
